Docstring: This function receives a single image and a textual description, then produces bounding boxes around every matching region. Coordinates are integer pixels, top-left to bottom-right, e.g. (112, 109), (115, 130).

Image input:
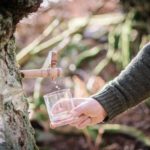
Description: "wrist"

(89, 97), (108, 121)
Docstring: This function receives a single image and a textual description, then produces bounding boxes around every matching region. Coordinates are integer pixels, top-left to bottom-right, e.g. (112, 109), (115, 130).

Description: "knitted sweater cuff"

(92, 85), (125, 121)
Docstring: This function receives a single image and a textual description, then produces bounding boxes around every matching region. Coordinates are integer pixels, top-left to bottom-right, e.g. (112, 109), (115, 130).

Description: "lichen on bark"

(0, 0), (42, 149)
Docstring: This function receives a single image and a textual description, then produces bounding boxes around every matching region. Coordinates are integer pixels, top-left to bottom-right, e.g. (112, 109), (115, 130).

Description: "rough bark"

(0, 0), (42, 149)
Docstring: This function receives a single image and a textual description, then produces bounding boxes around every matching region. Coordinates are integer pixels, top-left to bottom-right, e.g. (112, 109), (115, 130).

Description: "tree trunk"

(0, 1), (42, 149)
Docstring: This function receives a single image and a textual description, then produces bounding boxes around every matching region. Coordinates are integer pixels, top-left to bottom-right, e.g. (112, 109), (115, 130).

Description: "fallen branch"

(17, 13), (124, 66)
(76, 46), (103, 68)
(17, 18), (61, 65)
(93, 30), (116, 75)
(31, 18), (89, 55)
(120, 12), (133, 68)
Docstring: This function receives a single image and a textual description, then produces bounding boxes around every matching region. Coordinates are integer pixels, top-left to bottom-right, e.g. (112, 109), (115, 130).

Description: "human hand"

(50, 98), (107, 129)
(70, 98), (107, 129)
(50, 98), (86, 128)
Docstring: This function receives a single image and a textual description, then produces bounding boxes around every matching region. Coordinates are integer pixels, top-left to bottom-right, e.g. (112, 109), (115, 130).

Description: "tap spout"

(20, 68), (62, 80)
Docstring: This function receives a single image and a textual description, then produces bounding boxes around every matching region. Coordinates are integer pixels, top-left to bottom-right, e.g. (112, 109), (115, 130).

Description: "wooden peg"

(20, 68), (62, 80)
(51, 51), (58, 68)
(20, 51), (62, 80)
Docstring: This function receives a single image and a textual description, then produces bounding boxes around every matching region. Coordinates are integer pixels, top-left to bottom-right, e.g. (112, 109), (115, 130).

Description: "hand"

(71, 98), (107, 129)
(50, 98), (107, 129)
(50, 98), (86, 128)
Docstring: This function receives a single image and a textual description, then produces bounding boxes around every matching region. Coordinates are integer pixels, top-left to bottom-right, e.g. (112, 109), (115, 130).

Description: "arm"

(50, 43), (150, 129)
(92, 42), (150, 120)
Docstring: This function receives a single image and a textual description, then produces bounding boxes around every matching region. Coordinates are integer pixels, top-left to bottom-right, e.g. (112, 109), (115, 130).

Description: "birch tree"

(0, 0), (42, 149)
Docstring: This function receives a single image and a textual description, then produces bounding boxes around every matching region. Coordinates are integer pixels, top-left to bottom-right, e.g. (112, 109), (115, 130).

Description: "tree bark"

(0, 0), (42, 149)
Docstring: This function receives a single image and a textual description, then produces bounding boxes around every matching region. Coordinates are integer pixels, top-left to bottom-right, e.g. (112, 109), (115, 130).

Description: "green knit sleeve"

(92, 42), (150, 120)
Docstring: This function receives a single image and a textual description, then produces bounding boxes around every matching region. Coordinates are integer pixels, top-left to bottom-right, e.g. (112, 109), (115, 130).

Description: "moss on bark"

(0, 0), (42, 149)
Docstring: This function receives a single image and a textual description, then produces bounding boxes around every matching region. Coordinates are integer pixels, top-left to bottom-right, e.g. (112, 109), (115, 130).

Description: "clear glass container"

(44, 89), (75, 127)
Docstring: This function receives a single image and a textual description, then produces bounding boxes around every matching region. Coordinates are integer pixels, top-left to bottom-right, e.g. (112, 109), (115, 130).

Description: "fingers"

(50, 98), (96, 128)
(51, 98), (72, 114)
(71, 101), (89, 116)
(70, 114), (92, 129)
(77, 115), (88, 126)
(78, 117), (91, 128)
(70, 115), (87, 127)
(50, 114), (93, 129)
(50, 115), (76, 128)
(51, 98), (86, 115)
(50, 123), (55, 129)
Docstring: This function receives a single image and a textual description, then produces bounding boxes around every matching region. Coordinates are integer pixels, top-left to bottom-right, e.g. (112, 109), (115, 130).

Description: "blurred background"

(15, 0), (150, 149)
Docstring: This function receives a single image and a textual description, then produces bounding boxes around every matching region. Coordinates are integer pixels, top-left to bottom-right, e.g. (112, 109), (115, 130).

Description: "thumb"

(72, 101), (89, 116)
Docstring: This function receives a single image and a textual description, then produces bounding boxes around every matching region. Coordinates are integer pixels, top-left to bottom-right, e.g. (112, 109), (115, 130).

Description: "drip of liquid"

(55, 85), (60, 90)
(53, 78), (62, 90)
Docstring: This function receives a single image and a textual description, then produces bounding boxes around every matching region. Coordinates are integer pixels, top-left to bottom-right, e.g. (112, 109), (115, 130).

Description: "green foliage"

(34, 96), (45, 109)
